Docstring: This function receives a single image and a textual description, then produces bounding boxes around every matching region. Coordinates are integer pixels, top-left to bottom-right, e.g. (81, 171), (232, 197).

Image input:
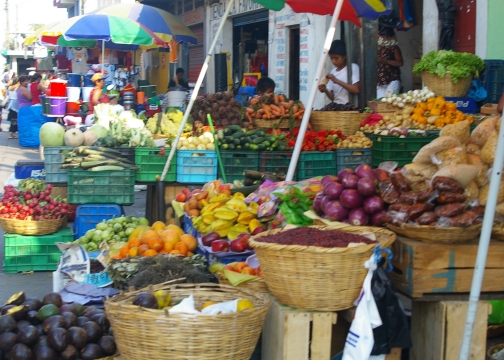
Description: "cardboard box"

(481, 103), (498, 115)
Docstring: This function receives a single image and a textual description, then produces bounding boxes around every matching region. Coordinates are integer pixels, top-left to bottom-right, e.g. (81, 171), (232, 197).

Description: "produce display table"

(390, 236), (504, 299)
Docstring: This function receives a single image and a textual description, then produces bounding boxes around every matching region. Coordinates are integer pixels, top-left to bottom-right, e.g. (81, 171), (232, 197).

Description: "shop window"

(184, 0), (194, 13)
(195, 0), (204, 8)
(176, 0), (183, 15)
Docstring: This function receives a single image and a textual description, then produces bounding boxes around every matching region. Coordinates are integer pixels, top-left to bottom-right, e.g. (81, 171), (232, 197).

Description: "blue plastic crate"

(336, 148), (372, 173)
(198, 248), (252, 266)
(73, 204), (124, 239)
(182, 212), (199, 238)
(176, 150), (218, 184)
(444, 97), (478, 114)
(14, 160), (45, 180)
(482, 60), (504, 103)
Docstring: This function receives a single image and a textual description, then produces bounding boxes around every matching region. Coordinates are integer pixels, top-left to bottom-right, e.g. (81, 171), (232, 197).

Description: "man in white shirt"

(318, 40), (360, 104)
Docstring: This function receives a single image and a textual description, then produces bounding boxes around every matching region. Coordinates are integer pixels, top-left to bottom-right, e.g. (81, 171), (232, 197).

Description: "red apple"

(211, 240), (229, 253)
(202, 232), (221, 247)
(252, 227), (265, 236)
(224, 265), (237, 272)
(230, 239), (247, 252)
(241, 267), (256, 275)
(182, 188), (191, 195)
(236, 233), (251, 242)
(175, 193), (186, 202)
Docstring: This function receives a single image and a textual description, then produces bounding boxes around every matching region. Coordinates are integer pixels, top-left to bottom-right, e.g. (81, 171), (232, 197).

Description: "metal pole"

(285, 0), (345, 181)
(5, 0), (10, 50)
(160, 0), (236, 181)
(458, 112), (504, 360)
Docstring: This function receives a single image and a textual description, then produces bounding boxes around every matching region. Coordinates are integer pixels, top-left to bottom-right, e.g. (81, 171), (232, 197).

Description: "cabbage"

(88, 124), (109, 139)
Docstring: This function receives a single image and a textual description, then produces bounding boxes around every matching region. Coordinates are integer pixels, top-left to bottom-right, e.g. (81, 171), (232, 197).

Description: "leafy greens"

(413, 50), (485, 83)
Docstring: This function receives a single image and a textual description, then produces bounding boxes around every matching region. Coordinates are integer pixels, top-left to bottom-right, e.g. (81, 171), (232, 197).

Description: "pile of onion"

(313, 165), (389, 226)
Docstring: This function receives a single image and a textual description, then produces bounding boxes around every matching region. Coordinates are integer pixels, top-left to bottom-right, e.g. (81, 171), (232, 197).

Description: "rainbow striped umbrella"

(254, 0), (390, 26)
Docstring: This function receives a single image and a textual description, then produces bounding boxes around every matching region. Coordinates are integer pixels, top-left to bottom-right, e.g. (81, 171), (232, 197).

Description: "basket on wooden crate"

(386, 223), (482, 244)
(248, 224), (396, 311)
(422, 72), (473, 97)
(0, 216), (67, 235)
(488, 324), (504, 338)
(310, 111), (367, 134)
(216, 272), (269, 293)
(105, 281), (271, 360)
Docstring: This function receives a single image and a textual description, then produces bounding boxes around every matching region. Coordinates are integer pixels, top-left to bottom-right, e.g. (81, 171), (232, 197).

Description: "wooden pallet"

(390, 236), (504, 298)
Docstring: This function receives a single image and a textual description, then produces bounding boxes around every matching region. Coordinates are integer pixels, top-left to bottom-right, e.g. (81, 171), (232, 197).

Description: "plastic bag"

(18, 106), (51, 148)
(488, 300), (504, 325)
(342, 254), (382, 360)
(468, 79), (488, 102)
(370, 258), (412, 355)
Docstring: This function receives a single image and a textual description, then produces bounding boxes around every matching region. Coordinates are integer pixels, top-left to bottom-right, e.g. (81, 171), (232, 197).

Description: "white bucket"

(167, 90), (188, 108)
(82, 87), (93, 102)
(66, 87), (81, 102)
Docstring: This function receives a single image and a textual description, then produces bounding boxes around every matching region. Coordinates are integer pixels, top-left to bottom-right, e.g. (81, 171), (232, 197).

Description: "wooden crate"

(262, 297), (401, 360)
(390, 236), (504, 298)
(410, 301), (491, 360)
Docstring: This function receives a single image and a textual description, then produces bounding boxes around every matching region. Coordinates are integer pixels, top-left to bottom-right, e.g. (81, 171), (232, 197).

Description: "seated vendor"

(88, 73), (110, 115)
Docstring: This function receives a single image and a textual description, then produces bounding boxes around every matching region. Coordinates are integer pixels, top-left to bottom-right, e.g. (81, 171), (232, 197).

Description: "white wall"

(422, 0), (439, 55)
(396, 21), (423, 91)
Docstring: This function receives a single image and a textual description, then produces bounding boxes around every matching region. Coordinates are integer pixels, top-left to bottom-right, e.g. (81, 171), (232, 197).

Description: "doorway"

(289, 27), (300, 100)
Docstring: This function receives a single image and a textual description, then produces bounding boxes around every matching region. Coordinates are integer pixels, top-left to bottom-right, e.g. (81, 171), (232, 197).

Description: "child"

(256, 76), (275, 96)
(318, 40), (360, 104)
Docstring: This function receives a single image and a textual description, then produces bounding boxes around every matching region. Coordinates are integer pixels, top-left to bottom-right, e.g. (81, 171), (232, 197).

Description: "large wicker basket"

(0, 216), (66, 235)
(488, 343), (504, 359)
(492, 227), (504, 241)
(488, 324), (504, 338)
(422, 72), (473, 97)
(216, 272), (269, 293)
(310, 111), (367, 134)
(105, 281), (271, 360)
(386, 223), (482, 244)
(253, 118), (302, 129)
(248, 224), (396, 311)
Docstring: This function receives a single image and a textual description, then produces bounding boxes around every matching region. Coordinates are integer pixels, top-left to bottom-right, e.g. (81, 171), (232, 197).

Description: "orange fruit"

(241, 267), (256, 276)
(119, 246), (130, 258)
(148, 238), (164, 252)
(165, 224), (184, 237)
(174, 242), (189, 256)
(187, 251), (194, 257)
(141, 230), (161, 245)
(151, 221), (166, 232)
(110, 254), (123, 260)
(180, 234), (197, 252)
(160, 230), (180, 245)
(158, 250), (168, 254)
(143, 249), (158, 257)
(235, 262), (248, 273)
(138, 244), (149, 256)
(128, 247), (139, 257)
(128, 238), (141, 248)
(163, 242), (174, 253)
(169, 249), (181, 255)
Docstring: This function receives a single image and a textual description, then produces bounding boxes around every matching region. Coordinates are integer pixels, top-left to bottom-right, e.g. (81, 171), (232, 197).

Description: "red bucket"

(48, 80), (67, 97)
(66, 101), (80, 113)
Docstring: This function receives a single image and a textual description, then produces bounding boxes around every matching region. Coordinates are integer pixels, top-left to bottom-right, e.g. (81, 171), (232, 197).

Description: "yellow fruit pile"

(411, 96), (474, 128)
(192, 192), (261, 240)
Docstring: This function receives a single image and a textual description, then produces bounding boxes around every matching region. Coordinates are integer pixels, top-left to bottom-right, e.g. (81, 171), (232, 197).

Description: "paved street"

(0, 110), (146, 303)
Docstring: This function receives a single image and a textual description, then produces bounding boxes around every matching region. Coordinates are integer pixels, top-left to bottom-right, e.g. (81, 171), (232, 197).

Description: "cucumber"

(271, 140), (279, 149)
(257, 144), (267, 151)
(248, 144), (259, 151)
(277, 134), (286, 140)
(261, 141), (271, 147)
(277, 145), (286, 151)
(233, 138), (241, 146)
(244, 129), (260, 136)
(243, 170), (263, 180)
(223, 128), (234, 136)
(257, 131), (266, 137)
(231, 131), (245, 140)
(236, 145), (242, 150)
(240, 137), (250, 145)
(244, 143), (250, 150)
(223, 136), (233, 144)
(221, 143), (229, 150)
(228, 144), (235, 150)
(226, 125), (242, 133)
(252, 137), (266, 144)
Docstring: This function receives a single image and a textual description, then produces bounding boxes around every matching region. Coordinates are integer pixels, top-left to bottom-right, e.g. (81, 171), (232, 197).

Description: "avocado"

(42, 293), (63, 308)
(34, 335), (49, 348)
(36, 324), (44, 336)
(81, 343), (103, 360)
(82, 322), (102, 343)
(60, 344), (78, 360)
(67, 327), (87, 350)
(6, 305), (28, 321)
(5, 292), (26, 306)
(42, 315), (65, 333)
(47, 327), (68, 352)
(61, 312), (77, 329)
(22, 298), (42, 311)
(84, 310), (104, 319)
(17, 325), (39, 346)
(1, 305), (14, 315)
(7, 343), (31, 360)
(72, 303), (85, 317)
(89, 313), (110, 334)
(76, 316), (89, 327)
(37, 304), (60, 322)
(16, 320), (31, 332)
(60, 305), (78, 316)
(0, 315), (16, 334)
(33, 345), (57, 360)
(26, 311), (41, 325)
(0, 332), (17, 352)
(132, 293), (158, 309)
(82, 307), (97, 317)
(98, 335), (116, 356)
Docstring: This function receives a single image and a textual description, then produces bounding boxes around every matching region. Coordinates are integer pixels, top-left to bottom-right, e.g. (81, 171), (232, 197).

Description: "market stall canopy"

(90, 3), (198, 45)
(254, 0), (390, 26)
(24, 22), (59, 45)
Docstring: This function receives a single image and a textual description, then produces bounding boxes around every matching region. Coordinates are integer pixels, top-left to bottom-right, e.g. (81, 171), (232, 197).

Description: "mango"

(232, 192), (245, 200)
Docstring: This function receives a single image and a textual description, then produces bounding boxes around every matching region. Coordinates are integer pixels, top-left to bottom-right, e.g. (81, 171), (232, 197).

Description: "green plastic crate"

(3, 228), (73, 273)
(68, 169), (136, 205)
(259, 151), (297, 180)
(218, 151), (260, 183)
(43, 146), (74, 184)
(336, 148), (372, 173)
(297, 151), (337, 180)
(368, 133), (439, 167)
(135, 147), (176, 182)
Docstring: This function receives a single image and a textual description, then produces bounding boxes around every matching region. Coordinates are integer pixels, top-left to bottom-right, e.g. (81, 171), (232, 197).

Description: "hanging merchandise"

(68, 47), (89, 74)
(437, 0), (456, 50)
(169, 39), (179, 63)
(33, 44), (48, 59)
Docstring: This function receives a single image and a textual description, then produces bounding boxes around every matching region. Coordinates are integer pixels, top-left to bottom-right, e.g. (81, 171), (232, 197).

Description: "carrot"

(294, 110), (304, 119)
(246, 113), (253, 122)
(297, 102), (305, 110)
(257, 109), (265, 115)
(269, 104), (281, 113)
(262, 114), (270, 119)
(262, 104), (271, 112)
(279, 105), (286, 116)
(281, 101), (291, 109)
(292, 105), (299, 113)
(278, 94), (286, 102)
(250, 97), (259, 105)
(271, 110), (281, 118)
(246, 107), (255, 114)
(274, 94), (280, 104)
(264, 110), (272, 119)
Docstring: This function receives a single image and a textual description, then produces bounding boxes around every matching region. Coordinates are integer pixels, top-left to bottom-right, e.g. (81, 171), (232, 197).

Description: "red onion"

(371, 210), (387, 226)
(363, 196), (385, 215)
(338, 168), (354, 181)
(340, 189), (363, 209)
(355, 164), (376, 180)
(323, 181), (344, 200)
(341, 174), (359, 189)
(324, 200), (349, 221)
(348, 208), (369, 226)
(357, 178), (377, 197)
